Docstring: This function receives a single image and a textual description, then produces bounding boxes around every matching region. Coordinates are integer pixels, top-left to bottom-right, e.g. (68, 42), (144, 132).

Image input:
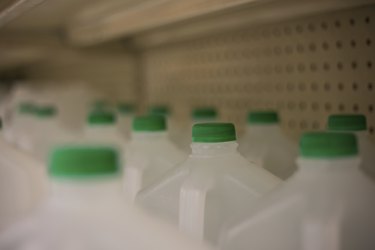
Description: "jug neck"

(191, 141), (238, 156)
(131, 131), (168, 140)
(50, 176), (124, 205)
(296, 156), (361, 176)
(245, 124), (281, 134)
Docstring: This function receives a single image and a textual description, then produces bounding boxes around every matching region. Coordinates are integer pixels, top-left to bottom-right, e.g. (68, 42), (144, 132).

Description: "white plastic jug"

(220, 132), (375, 250)
(124, 115), (186, 200)
(149, 105), (182, 147)
(0, 137), (47, 232)
(0, 146), (213, 250)
(31, 105), (71, 160)
(9, 102), (35, 149)
(327, 114), (375, 179)
(116, 103), (134, 139)
(137, 123), (280, 245)
(239, 111), (298, 179)
(84, 109), (126, 148)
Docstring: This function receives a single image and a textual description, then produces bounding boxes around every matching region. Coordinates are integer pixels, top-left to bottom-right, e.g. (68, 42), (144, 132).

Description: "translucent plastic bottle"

(9, 102), (35, 148)
(149, 105), (181, 147)
(137, 123), (280, 245)
(124, 115), (186, 200)
(239, 111), (298, 179)
(116, 103), (135, 139)
(220, 132), (375, 250)
(327, 114), (375, 179)
(31, 105), (69, 159)
(85, 109), (126, 147)
(0, 146), (213, 250)
(0, 137), (47, 231)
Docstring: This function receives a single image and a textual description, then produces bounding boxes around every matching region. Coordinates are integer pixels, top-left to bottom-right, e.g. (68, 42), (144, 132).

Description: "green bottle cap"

(92, 100), (109, 109)
(192, 108), (217, 120)
(49, 146), (119, 178)
(87, 110), (116, 125)
(248, 111), (279, 124)
(300, 132), (358, 158)
(18, 102), (35, 114)
(192, 123), (236, 143)
(133, 115), (166, 132)
(149, 106), (170, 116)
(35, 106), (57, 118)
(327, 114), (367, 131)
(117, 103), (135, 114)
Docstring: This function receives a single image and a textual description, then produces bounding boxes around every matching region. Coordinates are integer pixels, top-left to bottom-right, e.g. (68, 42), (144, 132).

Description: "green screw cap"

(92, 100), (109, 109)
(327, 114), (367, 131)
(87, 110), (116, 125)
(49, 146), (119, 178)
(248, 111), (279, 124)
(18, 102), (35, 114)
(300, 132), (358, 158)
(192, 108), (217, 120)
(149, 106), (170, 116)
(133, 115), (166, 132)
(117, 103), (135, 114)
(35, 106), (57, 118)
(192, 123), (236, 143)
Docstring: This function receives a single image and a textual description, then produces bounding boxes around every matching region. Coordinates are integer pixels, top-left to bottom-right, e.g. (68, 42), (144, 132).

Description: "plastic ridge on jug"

(137, 122), (280, 245)
(220, 131), (375, 250)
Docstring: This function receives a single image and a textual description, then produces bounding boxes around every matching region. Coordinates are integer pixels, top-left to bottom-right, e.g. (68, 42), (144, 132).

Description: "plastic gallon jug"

(220, 132), (375, 250)
(116, 103), (134, 139)
(85, 109), (126, 147)
(0, 146), (213, 250)
(0, 137), (47, 232)
(137, 123), (280, 245)
(31, 105), (70, 160)
(124, 115), (186, 200)
(9, 102), (35, 147)
(178, 107), (218, 151)
(149, 105), (181, 147)
(327, 114), (375, 179)
(239, 111), (298, 179)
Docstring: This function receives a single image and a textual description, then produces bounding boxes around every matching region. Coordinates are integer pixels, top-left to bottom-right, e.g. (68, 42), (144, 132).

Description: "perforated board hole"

(334, 20), (341, 28)
(324, 103), (332, 111)
(368, 82), (373, 91)
(322, 42), (330, 50)
(352, 82), (358, 91)
(350, 40), (357, 48)
(367, 61), (373, 68)
(323, 62), (330, 71)
(352, 104), (359, 112)
(366, 38), (371, 46)
(321, 22), (328, 30)
(369, 105), (374, 113)
(312, 121), (320, 129)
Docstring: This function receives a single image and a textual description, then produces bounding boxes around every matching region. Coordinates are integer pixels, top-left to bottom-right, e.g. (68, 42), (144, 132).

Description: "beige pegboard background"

(142, 5), (375, 141)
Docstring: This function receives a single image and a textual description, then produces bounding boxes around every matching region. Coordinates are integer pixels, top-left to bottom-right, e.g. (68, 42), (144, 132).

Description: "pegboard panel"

(142, 5), (375, 140)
